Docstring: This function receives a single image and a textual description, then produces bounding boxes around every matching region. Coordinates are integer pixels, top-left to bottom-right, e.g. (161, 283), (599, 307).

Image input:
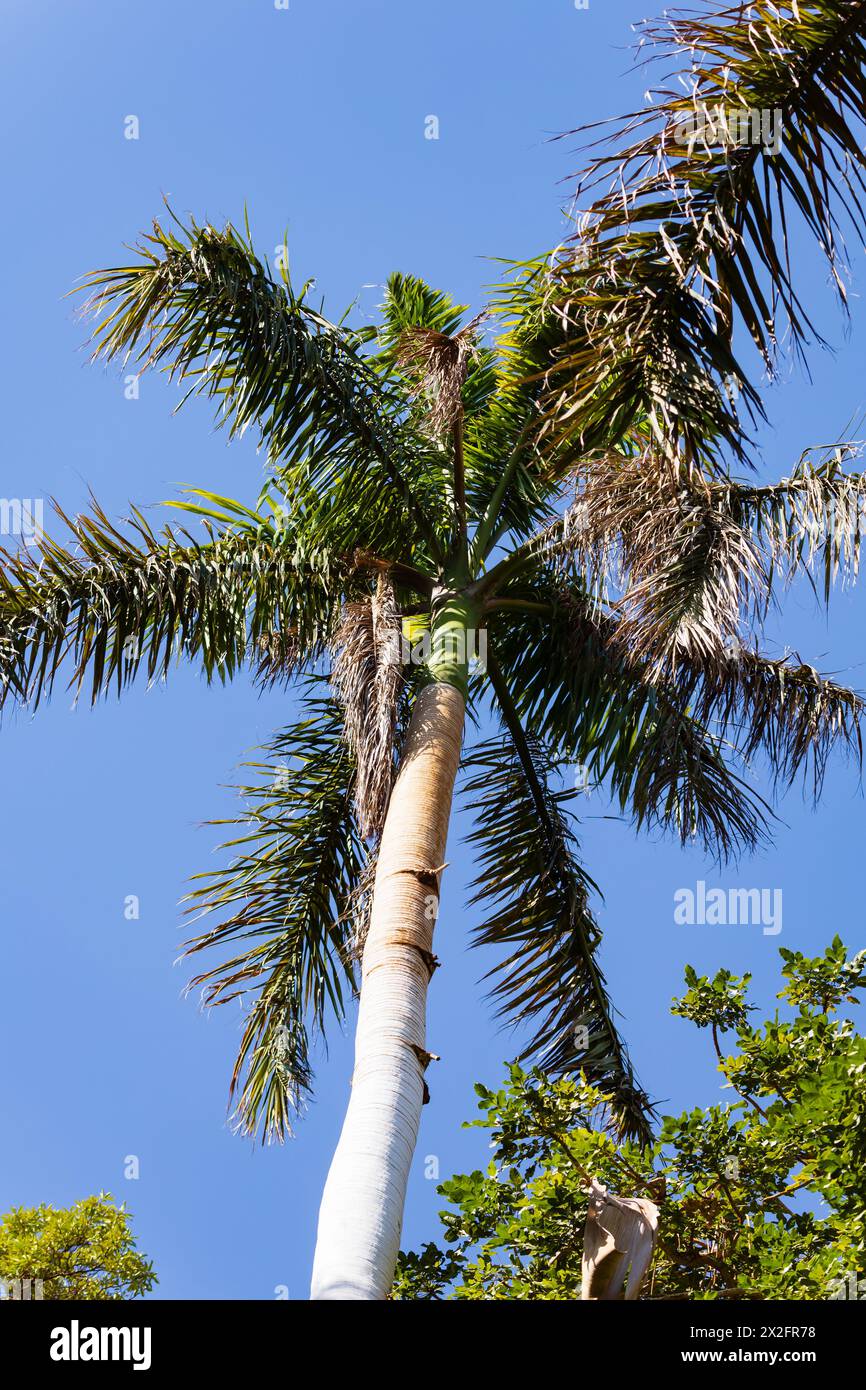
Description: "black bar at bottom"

(0, 1296), (853, 1375)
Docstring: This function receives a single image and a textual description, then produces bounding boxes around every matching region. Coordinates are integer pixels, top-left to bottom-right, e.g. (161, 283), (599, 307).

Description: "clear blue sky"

(1, 0), (863, 1299)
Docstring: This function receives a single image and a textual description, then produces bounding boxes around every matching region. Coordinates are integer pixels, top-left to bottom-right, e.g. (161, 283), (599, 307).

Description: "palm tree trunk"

(310, 679), (466, 1299)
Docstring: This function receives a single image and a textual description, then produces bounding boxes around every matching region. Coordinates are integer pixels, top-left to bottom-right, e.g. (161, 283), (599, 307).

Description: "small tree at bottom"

(0, 1194), (156, 1300)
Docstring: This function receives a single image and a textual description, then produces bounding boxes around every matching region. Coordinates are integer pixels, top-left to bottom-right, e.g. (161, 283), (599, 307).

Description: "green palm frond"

(371, 271), (495, 546)
(617, 696), (773, 858)
(375, 272), (467, 359)
(467, 658), (654, 1145)
(489, 587), (772, 859)
(550, 0), (866, 466)
(466, 258), (582, 563)
(80, 214), (445, 563)
(0, 499), (340, 711)
(497, 579), (863, 806)
(182, 693), (363, 1142)
(375, 272), (498, 421)
(462, 727), (653, 1148)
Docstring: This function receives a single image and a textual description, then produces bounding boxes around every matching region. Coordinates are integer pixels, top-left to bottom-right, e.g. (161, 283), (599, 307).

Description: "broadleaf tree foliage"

(395, 940), (866, 1301)
(0, 1195), (155, 1301)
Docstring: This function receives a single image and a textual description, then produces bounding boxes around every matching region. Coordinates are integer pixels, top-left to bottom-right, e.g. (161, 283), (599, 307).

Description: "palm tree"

(2, 0), (866, 1301)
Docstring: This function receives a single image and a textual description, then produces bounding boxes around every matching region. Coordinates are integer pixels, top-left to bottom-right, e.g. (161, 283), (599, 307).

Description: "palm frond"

(713, 443), (866, 598)
(684, 647), (865, 797)
(575, 450), (763, 672)
(467, 663), (654, 1145)
(619, 695), (773, 857)
(376, 271), (468, 344)
(80, 214), (445, 562)
(550, 0), (866, 466)
(379, 285), (489, 544)
(491, 579), (862, 821)
(530, 439), (866, 674)
(182, 693), (362, 1142)
(375, 273), (497, 421)
(489, 586), (772, 859)
(0, 499), (339, 712)
(465, 258), (578, 561)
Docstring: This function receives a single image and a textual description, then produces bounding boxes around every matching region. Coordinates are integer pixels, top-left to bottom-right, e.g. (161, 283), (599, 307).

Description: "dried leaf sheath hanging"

(396, 313), (486, 438)
(581, 1178), (659, 1301)
(332, 573), (403, 837)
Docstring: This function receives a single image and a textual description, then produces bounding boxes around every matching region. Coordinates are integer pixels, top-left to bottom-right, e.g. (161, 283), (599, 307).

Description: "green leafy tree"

(3, 1), (866, 1299)
(395, 939), (866, 1300)
(0, 1195), (156, 1300)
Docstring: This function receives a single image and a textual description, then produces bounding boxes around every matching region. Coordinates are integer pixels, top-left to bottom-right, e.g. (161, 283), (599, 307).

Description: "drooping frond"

(683, 648), (865, 798)
(331, 574), (403, 838)
(550, 1), (866, 466)
(579, 452), (763, 673)
(0, 499), (340, 712)
(493, 575), (863, 807)
(621, 694), (773, 858)
(182, 693), (362, 1142)
(468, 658), (655, 1145)
(712, 444), (866, 598)
(462, 730), (653, 1147)
(489, 587), (772, 860)
(527, 439), (866, 675)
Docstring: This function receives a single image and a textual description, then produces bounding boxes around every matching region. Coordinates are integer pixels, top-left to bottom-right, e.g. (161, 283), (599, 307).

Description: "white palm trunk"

(310, 680), (465, 1300)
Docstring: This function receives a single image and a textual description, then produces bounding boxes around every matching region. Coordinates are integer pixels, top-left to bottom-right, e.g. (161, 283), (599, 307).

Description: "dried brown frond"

(396, 312), (486, 437)
(551, 439), (866, 677)
(549, 447), (764, 675)
(711, 443), (866, 599)
(616, 494), (762, 676)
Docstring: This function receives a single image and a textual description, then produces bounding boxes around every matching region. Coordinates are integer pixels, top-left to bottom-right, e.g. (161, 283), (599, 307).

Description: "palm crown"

(1, 218), (863, 1146)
